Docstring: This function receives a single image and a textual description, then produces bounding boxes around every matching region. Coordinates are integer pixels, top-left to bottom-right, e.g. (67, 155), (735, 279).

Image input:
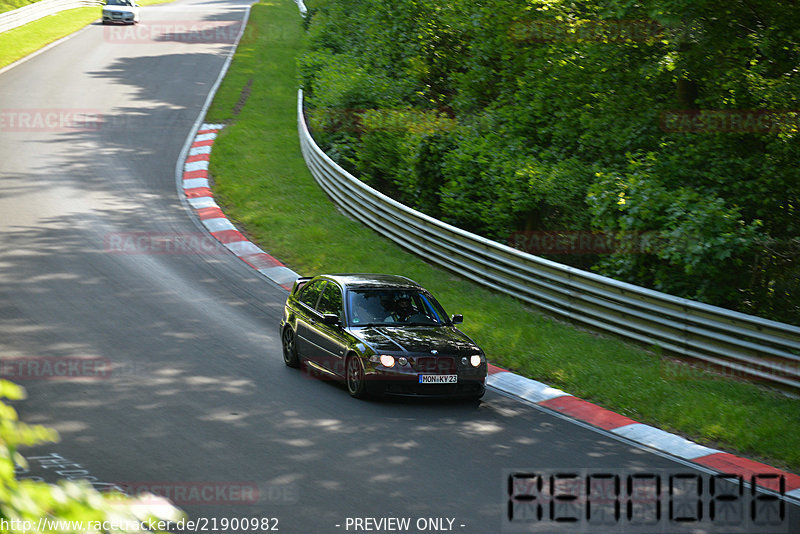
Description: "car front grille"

(413, 356), (456, 374)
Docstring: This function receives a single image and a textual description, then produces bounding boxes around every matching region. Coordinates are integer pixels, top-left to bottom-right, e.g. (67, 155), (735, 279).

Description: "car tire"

(282, 326), (300, 368)
(345, 355), (367, 399)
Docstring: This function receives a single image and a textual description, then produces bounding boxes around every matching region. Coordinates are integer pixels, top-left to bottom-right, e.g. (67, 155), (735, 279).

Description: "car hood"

(350, 325), (479, 356)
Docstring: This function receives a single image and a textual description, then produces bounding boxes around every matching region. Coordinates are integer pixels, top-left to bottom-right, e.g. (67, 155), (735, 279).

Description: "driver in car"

(395, 297), (414, 321)
(391, 296), (430, 323)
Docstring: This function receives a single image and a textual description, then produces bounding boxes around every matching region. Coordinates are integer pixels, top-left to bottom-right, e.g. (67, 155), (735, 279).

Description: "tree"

(299, 0), (800, 324)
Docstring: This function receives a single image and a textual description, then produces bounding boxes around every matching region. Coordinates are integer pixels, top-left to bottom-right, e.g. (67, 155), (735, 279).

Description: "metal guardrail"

(297, 89), (800, 389)
(0, 0), (102, 34)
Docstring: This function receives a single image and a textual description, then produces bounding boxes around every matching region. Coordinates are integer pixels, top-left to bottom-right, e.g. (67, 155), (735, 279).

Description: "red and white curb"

(487, 364), (800, 500)
(180, 124), (299, 290)
(180, 124), (798, 502)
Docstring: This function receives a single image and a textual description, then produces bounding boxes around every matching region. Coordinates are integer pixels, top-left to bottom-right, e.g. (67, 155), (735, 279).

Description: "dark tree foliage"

(299, 0), (800, 325)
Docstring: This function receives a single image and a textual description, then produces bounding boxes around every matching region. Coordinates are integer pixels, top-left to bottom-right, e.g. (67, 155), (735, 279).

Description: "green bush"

(588, 162), (764, 305)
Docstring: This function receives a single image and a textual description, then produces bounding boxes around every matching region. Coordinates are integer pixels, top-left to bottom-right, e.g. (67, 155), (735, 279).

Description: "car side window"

(316, 283), (344, 322)
(298, 280), (326, 309)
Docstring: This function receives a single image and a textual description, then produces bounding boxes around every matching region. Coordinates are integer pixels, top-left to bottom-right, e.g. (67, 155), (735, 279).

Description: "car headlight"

(370, 355), (408, 367)
(470, 354), (483, 367)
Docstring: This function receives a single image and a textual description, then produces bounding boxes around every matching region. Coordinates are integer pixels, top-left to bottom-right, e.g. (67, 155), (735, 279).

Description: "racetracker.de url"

(1, 517), (280, 532)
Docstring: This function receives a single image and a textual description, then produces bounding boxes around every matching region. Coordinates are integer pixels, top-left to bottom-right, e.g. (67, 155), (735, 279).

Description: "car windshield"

(106, 0), (133, 5)
(347, 289), (449, 326)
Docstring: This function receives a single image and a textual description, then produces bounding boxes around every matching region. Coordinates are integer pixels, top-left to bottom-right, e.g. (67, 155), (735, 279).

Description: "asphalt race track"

(0, 1), (797, 532)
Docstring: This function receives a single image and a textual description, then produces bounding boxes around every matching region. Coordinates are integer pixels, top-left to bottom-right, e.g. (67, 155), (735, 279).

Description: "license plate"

(419, 374), (457, 384)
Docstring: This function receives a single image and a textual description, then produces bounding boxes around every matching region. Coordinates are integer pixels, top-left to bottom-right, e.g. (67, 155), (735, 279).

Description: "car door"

(307, 281), (350, 377)
(294, 279), (327, 361)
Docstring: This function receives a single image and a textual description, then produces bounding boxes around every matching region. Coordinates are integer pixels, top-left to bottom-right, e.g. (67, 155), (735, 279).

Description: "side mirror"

(321, 313), (341, 326)
(451, 314), (463, 324)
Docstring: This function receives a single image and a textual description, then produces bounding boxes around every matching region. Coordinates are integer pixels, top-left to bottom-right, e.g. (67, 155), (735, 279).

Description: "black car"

(280, 274), (487, 399)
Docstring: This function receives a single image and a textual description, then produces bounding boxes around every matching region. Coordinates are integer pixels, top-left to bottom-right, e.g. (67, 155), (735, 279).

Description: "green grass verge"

(0, 0), (170, 70)
(0, 0), (38, 15)
(205, 0), (800, 472)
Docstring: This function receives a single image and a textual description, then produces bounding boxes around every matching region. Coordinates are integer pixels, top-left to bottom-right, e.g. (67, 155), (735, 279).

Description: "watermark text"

(0, 357), (111, 380)
(104, 232), (227, 254)
(660, 110), (800, 134)
(1, 109), (102, 132)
